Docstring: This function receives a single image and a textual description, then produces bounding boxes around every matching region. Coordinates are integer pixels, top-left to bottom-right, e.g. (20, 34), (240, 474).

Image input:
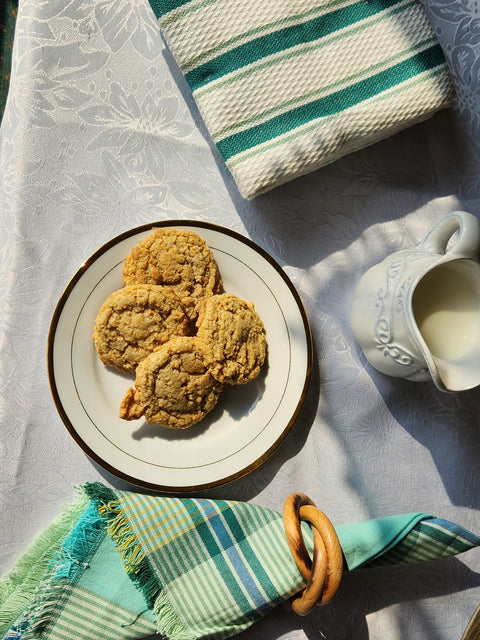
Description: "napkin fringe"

(84, 482), (161, 609)
(154, 589), (197, 640)
(52, 500), (105, 581)
(28, 500), (106, 638)
(3, 497), (105, 639)
(0, 493), (88, 638)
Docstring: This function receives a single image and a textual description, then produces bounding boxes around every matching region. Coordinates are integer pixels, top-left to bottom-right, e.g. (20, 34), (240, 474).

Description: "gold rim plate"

(47, 221), (313, 492)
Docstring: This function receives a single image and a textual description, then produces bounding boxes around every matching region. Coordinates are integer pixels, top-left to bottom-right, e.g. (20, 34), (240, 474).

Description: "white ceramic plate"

(48, 221), (312, 492)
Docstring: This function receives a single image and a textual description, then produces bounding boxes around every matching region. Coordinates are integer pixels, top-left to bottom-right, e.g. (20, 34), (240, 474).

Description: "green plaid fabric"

(1, 497), (157, 640)
(148, 0), (454, 198)
(366, 517), (480, 567)
(96, 486), (308, 639)
(2, 483), (479, 640)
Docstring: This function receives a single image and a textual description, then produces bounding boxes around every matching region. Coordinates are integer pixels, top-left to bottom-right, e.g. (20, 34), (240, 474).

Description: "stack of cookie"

(92, 228), (266, 430)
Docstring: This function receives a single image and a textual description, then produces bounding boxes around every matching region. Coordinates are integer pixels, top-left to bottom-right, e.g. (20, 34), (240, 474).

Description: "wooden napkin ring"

(283, 493), (343, 615)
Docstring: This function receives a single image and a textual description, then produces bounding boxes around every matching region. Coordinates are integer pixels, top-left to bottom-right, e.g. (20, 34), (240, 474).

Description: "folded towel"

(1, 483), (479, 640)
(148, 0), (454, 198)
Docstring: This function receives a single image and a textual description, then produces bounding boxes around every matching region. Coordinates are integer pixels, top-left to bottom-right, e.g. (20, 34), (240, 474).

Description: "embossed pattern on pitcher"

(350, 211), (480, 391)
(374, 252), (428, 375)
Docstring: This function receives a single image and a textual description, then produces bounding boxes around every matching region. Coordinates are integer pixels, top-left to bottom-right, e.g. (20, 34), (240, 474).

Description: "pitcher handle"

(420, 211), (480, 258)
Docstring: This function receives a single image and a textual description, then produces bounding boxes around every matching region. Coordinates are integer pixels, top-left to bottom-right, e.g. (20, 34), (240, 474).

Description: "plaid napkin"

(148, 0), (454, 198)
(1, 483), (479, 640)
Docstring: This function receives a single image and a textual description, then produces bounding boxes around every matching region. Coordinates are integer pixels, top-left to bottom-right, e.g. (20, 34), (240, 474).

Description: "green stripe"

(366, 519), (480, 567)
(211, 37), (436, 139)
(184, 0), (408, 89)
(222, 506), (279, 601)
(131, 496), (205, 549)
(419, 521), (477, 553)
(193, 514), (261, 620)
(195, 1), (419, 100)
(216, 45), (446, 160)
(0, 494), (89, 638)
(160, 0), (221, 26)
(179, 0), (372, 72)
(149, 0), (194, 19)
(226, 67), (449, 169)
(49, 587), (155, 640)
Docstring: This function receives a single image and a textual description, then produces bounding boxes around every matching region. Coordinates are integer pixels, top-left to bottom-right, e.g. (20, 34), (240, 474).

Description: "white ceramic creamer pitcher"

(350, 211), (480, 391)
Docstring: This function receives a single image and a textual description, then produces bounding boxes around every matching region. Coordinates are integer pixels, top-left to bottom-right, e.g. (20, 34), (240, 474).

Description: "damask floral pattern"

(2, 0), (480, 639)
(421, 0), (480, 204)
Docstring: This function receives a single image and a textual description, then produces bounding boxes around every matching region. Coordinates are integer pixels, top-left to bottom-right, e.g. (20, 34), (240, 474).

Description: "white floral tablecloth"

(2, 1), (480, 639)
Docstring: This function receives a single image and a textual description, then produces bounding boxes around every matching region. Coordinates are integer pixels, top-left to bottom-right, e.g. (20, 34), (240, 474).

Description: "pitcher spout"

(351, 212), (480, 392)
(427, 355), (480, 392)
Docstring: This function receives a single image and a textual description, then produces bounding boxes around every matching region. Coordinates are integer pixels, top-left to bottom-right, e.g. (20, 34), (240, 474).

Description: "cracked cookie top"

(92, 284), (190, 373)
(123, 228), (222, 321)
(196, 293), (266, 385)
(119, 337), (223, 429)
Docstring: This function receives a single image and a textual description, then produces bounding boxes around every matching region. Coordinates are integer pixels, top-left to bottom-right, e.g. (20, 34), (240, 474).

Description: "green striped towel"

(2, 482), (478, 640)
(148, 0), (454, 198)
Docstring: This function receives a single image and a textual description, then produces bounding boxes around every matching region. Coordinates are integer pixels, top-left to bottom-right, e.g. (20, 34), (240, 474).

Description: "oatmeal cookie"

(93, 284), (190, 373)
(123, 228), (222, 321)
(119, 337), (223, 428)
(196, 293), (266, 385)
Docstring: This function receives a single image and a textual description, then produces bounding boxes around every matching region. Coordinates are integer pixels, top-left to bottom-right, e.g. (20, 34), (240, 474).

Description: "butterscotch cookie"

(93, 284), (190, 373)
(119, 337), (223, 428)
(196, 293), (266, 385)
(123, 228), (222, 321)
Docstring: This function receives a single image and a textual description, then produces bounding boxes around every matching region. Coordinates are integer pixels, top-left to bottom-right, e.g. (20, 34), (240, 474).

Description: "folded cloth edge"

(84, 482), (194, 640)
(336, 512), (432, 571)
(150, 0), (455, 199)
